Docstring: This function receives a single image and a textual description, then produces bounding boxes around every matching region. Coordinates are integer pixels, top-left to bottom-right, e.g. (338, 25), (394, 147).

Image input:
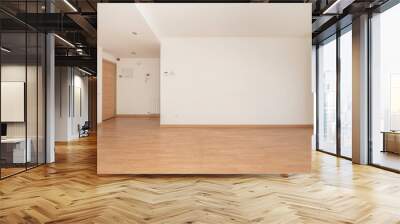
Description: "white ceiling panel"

(98, 3), (311, 58)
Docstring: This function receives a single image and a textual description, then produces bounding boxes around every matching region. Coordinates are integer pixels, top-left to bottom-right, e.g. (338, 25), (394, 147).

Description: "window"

(390, 74), (400, 130)
(370, 3), (400, 171)
(340, 28), (352, 158)
(317, 36), (337, 154)
(316, 26), (353, 159)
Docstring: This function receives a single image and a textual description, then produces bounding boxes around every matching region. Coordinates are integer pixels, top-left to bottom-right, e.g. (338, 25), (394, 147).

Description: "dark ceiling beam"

(311, 0), (387, 43)
(312, 15), (336, 33)
(0, 19), (27, 31)
(86, 0), (97, 12)
(14, 13), (83, 32)
(67, 13), (97, 39)
(311, 0), (356, 37)
(55, 55), (97, 73)
(0, 8), (37, 31)
(322, 0), (356, 14)
(373, 0), (400, 12)
(312, 14), (352, 44)
(56, 47), (97, 57)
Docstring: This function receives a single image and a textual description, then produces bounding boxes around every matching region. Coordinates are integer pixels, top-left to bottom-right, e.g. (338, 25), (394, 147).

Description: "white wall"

(160, 37), (312, 125)
(55, 67), (89, 141)
(96, 47), (117, 123)
(70, 74), (89, 138)
(2, 64), (47, 163)
(116, 58), (160, 115)
(55, 67), (70, 141)
(1, 67), (26, 136)
(1, 65), (42, 136)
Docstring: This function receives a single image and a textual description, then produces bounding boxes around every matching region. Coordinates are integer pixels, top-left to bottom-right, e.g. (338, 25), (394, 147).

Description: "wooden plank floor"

(1, 132), (400, 223)
(97, 118), (312, 174)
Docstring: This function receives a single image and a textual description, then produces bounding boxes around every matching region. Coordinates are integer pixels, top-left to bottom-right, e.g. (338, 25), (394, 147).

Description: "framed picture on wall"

(1, 81), (25, 122)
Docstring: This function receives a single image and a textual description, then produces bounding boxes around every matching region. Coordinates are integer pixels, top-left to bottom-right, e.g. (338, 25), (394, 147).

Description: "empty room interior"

(97, 3), (313, 174)
(1, 0), (400, 223)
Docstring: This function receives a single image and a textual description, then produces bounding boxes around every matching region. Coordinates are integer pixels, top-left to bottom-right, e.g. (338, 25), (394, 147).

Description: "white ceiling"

(97, 4), (160, 58)
(137, 3), (311, 38)
(98, 3), (311, 58)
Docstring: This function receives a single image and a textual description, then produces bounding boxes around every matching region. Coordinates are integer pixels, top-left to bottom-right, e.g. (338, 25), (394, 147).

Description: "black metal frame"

(0, 0), (48, 180)
(315, 44), (319, 151)
(336, 27), (341, 158)
(315, 24), (353, 161)
(367, 11), (373, 166)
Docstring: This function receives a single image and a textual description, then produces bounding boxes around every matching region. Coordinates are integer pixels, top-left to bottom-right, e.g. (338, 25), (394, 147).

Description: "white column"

(352, 14), (369, 164)
(46, 33), (55, 163)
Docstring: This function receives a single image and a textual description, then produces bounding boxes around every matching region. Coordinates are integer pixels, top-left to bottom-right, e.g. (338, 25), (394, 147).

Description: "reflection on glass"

(318, 37), (337, 154)
(340, 29), (352, 158)
(390, 75), (400, 130)
(0, 1), (47, 178)
(1, 32), (28, 177)
(371, 4), (400, 171)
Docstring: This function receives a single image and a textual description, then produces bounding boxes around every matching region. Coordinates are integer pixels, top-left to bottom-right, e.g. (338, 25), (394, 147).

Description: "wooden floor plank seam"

(1, 135), (400, 223)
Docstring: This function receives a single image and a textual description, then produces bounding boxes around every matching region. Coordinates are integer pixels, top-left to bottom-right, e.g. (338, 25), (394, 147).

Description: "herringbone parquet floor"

(1, 135), (400, 224)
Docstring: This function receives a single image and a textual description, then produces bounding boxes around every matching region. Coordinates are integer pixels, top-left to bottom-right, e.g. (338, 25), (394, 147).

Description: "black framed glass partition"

(0, 30), (28, 177)
(0, 1), (47, 179)
(370, 3), (400, 171)
(316, 26), (353, 159)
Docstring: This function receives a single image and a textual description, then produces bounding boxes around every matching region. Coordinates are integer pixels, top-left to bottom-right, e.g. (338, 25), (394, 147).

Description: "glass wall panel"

(340, 29), (352, 158)
(371, 4), (400, 171)
(0, 2), (46, 179)
(318, 37), (337, 154)
(0, 31), (28, 177)
(27, 31), (38, 169)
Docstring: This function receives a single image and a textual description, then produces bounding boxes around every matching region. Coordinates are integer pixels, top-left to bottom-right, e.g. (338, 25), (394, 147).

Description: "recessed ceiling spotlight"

(132, 32), (138, 35)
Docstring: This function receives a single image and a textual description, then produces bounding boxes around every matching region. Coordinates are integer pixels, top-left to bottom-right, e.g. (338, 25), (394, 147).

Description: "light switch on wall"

(163, 71), (175, 76)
